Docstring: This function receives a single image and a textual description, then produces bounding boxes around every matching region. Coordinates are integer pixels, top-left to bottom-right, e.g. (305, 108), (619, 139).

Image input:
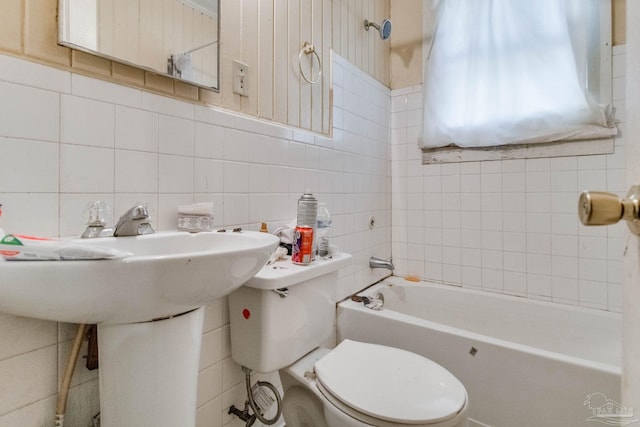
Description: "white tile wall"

(0, 53), (391, 426)
(391, 46), (627, 314)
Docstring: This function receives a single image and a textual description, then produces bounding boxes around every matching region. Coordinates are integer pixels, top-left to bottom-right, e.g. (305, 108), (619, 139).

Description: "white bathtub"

(336, 277), (621, 427)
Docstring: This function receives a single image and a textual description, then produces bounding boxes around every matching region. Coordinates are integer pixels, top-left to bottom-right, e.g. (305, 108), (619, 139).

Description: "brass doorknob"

(578, 186), (640, 235)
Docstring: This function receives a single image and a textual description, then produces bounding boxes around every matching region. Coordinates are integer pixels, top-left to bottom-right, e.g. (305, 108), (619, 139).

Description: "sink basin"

(0, 230), (279, 324)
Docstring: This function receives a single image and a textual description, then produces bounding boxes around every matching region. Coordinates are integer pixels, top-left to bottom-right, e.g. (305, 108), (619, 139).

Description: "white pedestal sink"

(0, 230), (280, 427)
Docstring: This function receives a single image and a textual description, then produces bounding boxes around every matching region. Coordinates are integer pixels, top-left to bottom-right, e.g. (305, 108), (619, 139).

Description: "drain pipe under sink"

(54, 323), (87, 427)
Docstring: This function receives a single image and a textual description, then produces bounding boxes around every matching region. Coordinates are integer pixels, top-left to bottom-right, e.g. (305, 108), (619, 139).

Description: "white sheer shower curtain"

(421, 0), (617, 149)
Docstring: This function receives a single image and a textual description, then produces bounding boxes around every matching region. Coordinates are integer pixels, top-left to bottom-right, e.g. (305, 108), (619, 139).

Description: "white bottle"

(316, 203), (331, 257)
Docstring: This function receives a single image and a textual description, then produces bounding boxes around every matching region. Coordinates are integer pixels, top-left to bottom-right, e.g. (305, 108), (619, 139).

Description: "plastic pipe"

(55, 323), (87, 427)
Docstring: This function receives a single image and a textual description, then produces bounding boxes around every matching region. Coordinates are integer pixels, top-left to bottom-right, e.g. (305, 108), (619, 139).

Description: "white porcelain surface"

(98, 307), (204, 427)
(281, 347), (468, 427)
(229, 253), (352, 372)
(244, 252), (352, 290)
(0, 230), (279, 324)
(315, 339), (467, 424)
(337, 278), (620, 427)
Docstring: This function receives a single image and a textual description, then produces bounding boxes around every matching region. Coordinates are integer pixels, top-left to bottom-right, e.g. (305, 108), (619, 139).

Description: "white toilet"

(228, 253), (468, 427)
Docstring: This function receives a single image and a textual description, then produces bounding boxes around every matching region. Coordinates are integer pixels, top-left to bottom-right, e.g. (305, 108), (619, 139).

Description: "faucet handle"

(82, 201), (113, 238)
(84, 201), (110, 227)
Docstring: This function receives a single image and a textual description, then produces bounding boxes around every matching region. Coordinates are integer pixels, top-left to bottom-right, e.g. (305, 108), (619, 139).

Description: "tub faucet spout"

(114, 204), (155, 237)
(369, 256), (394, 271)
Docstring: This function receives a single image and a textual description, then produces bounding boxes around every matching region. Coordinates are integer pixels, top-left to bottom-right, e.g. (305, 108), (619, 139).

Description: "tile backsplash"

(390, 46), (627, 313)
(0, 53), (391, 426)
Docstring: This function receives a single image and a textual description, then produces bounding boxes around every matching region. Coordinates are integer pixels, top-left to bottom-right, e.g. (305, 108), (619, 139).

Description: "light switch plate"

(232, 59), (249, 97)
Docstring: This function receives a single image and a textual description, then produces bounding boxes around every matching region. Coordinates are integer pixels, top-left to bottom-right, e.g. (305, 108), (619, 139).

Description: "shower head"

(364, 19), (392, 40)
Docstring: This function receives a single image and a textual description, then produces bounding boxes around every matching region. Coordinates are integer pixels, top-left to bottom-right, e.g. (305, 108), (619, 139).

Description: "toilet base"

(282, 386), (329, 427)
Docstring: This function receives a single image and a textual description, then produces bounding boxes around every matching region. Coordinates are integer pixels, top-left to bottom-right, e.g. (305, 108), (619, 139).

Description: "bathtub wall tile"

(390, 47), (627, 313)
(0, 53), (391, 425)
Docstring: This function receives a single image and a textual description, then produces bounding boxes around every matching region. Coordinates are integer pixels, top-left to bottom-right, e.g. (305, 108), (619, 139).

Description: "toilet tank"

(228, 252), (352, 373)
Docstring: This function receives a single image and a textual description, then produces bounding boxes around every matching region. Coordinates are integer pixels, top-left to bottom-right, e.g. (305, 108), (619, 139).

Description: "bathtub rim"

(340, 277), (622, 376)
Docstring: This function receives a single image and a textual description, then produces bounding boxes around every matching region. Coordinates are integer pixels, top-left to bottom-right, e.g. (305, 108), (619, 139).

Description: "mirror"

(59, 0), (219, 90)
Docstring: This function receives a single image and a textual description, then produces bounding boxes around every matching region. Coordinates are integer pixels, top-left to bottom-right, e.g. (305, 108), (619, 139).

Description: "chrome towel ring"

(298, 41), (322, 84)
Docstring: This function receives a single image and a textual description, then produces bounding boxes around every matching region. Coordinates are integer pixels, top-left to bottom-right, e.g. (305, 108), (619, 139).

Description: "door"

(624, 1), (640, 411)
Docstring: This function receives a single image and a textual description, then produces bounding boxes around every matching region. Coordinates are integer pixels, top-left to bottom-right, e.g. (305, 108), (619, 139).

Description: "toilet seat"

(314, 340), (467, 426)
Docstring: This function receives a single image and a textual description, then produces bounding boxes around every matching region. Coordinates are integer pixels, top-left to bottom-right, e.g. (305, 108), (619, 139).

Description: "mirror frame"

(58, 0), (220, 91)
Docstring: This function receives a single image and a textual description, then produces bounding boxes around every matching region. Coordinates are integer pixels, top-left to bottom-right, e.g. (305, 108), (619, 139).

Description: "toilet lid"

(314, 340), (467, 424)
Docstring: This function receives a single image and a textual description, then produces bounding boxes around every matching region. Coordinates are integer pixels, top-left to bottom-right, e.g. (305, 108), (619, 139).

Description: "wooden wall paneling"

(372, 0), (380, 82)
(209, 14), (219, 87)
(380, 0), (387, 79)
(311, 0), (324, 133)
(355, 0), (364, 71)
(173, 2), (190, 58)
(63, 0), (389, 133)
(191, 10), (204, 84)
(332, 0), (340, 57)
(613, 0), (626, 45)
(371, 0), (377, 82)
(203, 13), (215, 86)
(202, 10), (208, 75)
(113, 0), (130, 60)
(211, 13), (219, 85)
(0, 0), (21, 53)
(340, 0), (349, 58)
(241, 0), (259, 116)
(155, 0), (167, 72)
(382, 0), (390, 84)
(362, 0), (370, 76)
(124, 0), (140, 64)
(355, 0), (360, 68)
(220, 0), (241, 111)
(273, 0), (289, 124)
(299, 0), (313, 130)
(287, 0), (301, 127)
(323, 0), (332, 134)
(113, 0), (126, 60)
(97, 0), (113, 55)
(258, 0), (275, 121)
(162, 0), (174, 62)
(360, 0), (366, 77)
(139, 0), (162, 71)
(172, 0), (185, 63)
(348, 0), (357, 67)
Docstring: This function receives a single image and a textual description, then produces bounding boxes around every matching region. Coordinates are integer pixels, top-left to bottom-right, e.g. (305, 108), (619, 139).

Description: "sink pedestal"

(97, 308), (204, 427)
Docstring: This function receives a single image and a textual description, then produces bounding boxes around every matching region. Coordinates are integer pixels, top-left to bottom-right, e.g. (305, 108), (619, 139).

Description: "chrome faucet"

(113, 204), (155, 237)
(369, 256), (394, 271)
